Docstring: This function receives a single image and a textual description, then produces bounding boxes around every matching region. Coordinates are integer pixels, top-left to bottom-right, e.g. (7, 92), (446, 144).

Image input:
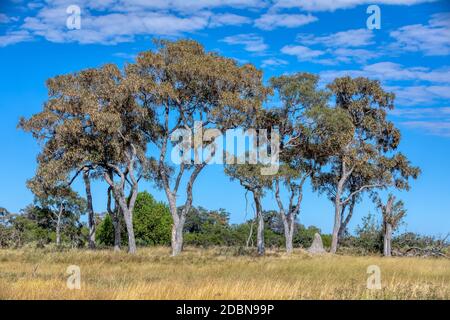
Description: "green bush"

(97, 192), (172, 247)
(133, 192), (172, 246)
(96, 214), (115, 246)
(353, 213), (383, 253)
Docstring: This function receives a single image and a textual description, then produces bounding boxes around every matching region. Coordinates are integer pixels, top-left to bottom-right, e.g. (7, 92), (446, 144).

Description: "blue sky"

(0, 0), (449, 236)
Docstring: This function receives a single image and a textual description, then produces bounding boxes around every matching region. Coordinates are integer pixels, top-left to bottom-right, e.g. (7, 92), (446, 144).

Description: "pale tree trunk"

(171, 208), (185, 256)
(115, 181), (138, 254)
(162, 161), (205, 256)
(253, 191), (265, 256)
(331, 161), (354, 254)
(121, 203), (136, 254)
(113, 208), (121, 252)
(384, 222), (392, 257)
(158, 105), (211, 256)
(282, 215), (294, 254)
(382, 196), (395, 257)
(246, 221), (254, 248)
(330, 176), (345, 254)
(83, 169), (96, 249)
(55, 204), (63, 247)
(107, 172), (121, 252)
(330, 196), (342, 254)
(274, 177), (307, 254)
(338, 198), (355, 244)
(104, 147), (139, 254)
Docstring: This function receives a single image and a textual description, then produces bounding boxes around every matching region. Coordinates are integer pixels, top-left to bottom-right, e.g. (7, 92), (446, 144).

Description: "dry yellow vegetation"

(0, 247), (448, 300)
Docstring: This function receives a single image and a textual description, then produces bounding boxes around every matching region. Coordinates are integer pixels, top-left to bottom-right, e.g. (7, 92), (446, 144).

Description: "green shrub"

(133, 192), (172, 246)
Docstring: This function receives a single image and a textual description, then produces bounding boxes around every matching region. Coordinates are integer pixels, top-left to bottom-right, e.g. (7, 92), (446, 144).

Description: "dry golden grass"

(0, 246), (448, 300)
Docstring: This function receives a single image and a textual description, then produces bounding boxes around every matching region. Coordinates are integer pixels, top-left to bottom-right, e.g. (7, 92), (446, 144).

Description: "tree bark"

(107, 172), (121, 252)
(112, 208), (121, 252)
(164, 163), (205, 256)
(331, 161), (353, 254)
(382, 196), (395, 257)
(338, 197), (355, 244)
(274, 178), (306, 254)
(56, 204), (63, 247)
(253, 191), (265, 256)
(330, 197), (341, 254)
(384, 222), (392, 257)
(103, 148), (139, 254)
(122, 206), (136, 254)
(83, 169), (96, 249)
(283, 216), (294, 254)
(171, 211), (185, 256)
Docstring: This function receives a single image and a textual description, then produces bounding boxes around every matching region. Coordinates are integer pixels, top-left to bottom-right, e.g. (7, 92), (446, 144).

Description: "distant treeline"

(1, 193), (447, 256)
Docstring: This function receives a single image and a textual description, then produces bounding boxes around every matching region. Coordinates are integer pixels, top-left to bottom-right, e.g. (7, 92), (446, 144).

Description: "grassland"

(0, 247), (448, 300)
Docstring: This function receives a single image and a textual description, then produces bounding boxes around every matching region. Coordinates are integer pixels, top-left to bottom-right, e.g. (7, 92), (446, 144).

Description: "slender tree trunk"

(107, 172), (121, 252)
(331, 166), (349, 254)
(274, 179), (305, 255)
(253, 192), (265, 256)
(116, 196), (136, 254)
(104, 164), (138, 254)
(281, 214), (294, 254)
(331, 196), (342, 254)
(246, 221), (254, 248)
(165, 164), (205, 257)
(285, 222), (294, 254)
(384, 222), (392, 257)
(113, 208), (121, 252)
(83, 169), (96, 249)
(56, 217), (61, 247)
(56, 204), (63, 247)
(338, 198), (355, 244)
(171, 213), (185, 256)
(166, 193), (185, 257)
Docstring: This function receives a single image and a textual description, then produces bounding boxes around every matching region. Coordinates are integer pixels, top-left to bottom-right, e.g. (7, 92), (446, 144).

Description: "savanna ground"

(0, 247), (448, 300)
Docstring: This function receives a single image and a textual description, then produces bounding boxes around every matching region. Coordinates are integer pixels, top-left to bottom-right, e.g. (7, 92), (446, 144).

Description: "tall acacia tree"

(314, 77), (420, 254)
(20, 64), (151, 254)
(128, 39), (268, 256)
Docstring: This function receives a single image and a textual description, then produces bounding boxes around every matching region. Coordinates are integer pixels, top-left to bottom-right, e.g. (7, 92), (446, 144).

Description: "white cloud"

(282, 29), (378, 65)
(209, 13), (251, 27)
(261, 57), (288, 67)
(25, 0), (266, 13)
(387, 85), (450, 106)
(0, 14), (11, 24)
(254, 13), (317, 30)
(113, 52), (137, 60)
(272, 0), (436, 12)
(401, 121), (450, 137)
(222, 33), (268, 52)
(391, 106), (450, 137)
(1, 0), (264, 46)
(298, 28), (374, 47)
(390, 12), (450, 56)
(320, 62), (450, 84)
(113, 0), (266, 12)
(281, 45), (324, 60)
(320, 62), (450, 106)
(390, 107), (450, 118)
(21, 9), (211, 44)
(0, 30), (33, 47)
